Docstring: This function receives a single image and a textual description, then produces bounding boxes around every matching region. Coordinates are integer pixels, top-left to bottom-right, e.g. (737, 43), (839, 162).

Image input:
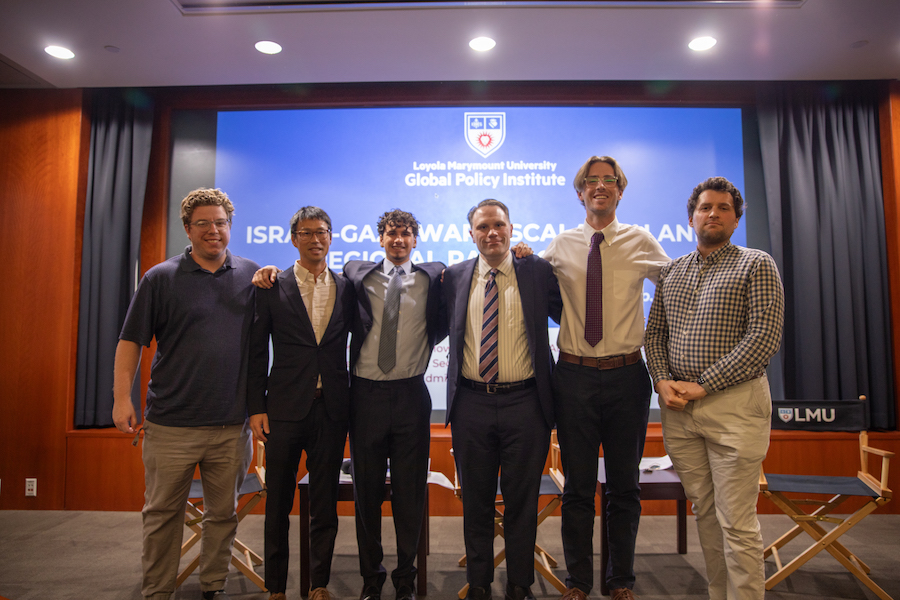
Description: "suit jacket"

(444, 254), (562, 428)
(247, 265), (355, 422)
(344, 259), (448, 373)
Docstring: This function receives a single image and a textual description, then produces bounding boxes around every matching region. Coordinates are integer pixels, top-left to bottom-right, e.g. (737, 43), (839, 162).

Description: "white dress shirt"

(354, 259), (431, 380)
(461, 252), (535, 383)
(293, 261), (336, 387)
(544, 218), (669, 357)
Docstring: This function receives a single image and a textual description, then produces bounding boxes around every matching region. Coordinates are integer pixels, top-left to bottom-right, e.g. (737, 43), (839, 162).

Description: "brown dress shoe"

(269, 594), (287, 600)
(610, 588), (636, 600)
(560, 587), (588, 600)
(309, 587), (333, 600)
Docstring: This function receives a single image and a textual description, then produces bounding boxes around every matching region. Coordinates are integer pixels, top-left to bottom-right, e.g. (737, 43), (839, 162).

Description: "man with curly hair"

(113, 188), (259, 600)
(344, 209), (447, 600)
(645, 177), (784, 600)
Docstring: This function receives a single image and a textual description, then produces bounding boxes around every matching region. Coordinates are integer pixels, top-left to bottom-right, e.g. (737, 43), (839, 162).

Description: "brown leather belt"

(558, 350), (642, 370)
(461, 377), (536, 395)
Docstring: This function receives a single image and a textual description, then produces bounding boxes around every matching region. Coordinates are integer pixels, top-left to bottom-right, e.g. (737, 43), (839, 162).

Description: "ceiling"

(0, 0), (898, 90)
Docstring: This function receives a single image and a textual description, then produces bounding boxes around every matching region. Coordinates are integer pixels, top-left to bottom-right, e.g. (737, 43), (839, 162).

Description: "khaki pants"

(140, 420), (252, 599)
(661, 376), (771, 600)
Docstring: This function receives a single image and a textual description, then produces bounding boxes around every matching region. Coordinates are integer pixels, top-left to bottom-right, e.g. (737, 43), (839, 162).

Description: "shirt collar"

(696, 241), (735, 264)
(477, 250), (513, 278)
(293, 260), (331, 283)
(582, 217), (621, 247)
(181, 246), (233, 273)
(382, 258), (413, 276)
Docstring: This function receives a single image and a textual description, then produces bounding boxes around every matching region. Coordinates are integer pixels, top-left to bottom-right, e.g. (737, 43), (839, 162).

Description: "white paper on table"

(426, 471), (455, 490)
(639, 455), (673, 472)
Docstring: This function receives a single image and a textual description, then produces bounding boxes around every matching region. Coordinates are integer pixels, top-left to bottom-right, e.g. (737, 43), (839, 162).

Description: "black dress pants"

(349, 375), (432, 591)
(451, 385), (550, 588)
(264, 398), (348, 593)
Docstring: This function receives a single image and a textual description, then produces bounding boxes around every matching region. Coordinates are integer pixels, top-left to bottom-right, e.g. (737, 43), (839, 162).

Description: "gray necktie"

(378, 265), (404, 373)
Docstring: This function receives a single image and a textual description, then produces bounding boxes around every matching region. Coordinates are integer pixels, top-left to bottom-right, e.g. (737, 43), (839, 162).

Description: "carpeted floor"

(0, 511), (898, 600)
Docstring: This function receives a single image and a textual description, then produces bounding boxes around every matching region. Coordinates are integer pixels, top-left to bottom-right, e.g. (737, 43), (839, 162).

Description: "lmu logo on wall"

(465, 112), (505, 157)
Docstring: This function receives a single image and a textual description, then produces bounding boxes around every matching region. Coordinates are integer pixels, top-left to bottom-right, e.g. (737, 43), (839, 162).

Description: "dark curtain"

(74, 89), (154, 428)
(757, 82), (895, 429)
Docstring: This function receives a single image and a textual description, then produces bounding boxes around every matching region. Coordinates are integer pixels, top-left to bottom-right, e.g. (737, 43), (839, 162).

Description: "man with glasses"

(247, 207), (355, 600)
(543, 157), (669, 600)
(113, 188), (259, 600)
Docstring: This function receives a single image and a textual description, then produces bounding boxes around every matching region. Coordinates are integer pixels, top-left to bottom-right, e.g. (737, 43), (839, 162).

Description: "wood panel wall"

(1, 81), (899, 517)
(0, 89), (87, 509)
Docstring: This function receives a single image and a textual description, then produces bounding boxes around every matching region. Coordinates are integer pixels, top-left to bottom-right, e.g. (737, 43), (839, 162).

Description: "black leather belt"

(558, 350), (642, 370)
(461, 377), (536, 395)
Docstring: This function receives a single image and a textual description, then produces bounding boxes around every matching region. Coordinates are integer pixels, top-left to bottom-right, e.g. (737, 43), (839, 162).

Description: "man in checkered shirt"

(644, 176), (784, 600)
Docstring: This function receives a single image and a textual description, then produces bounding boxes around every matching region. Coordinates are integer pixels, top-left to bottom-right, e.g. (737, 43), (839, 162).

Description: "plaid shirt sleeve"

(644, 260), (673, 385)
(644, 244), (785, 393)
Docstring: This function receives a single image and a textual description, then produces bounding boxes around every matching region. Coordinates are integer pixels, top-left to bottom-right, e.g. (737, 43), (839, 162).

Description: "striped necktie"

(479, 268), (500, 383)
(378, 265), (403, 373)
(584, 232), (604, 346)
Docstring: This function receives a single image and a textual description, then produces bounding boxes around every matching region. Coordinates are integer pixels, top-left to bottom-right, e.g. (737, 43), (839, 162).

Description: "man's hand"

(252, 266), (281, 289)
(112, 340), (142, 433)
(656, 379), (690, 412)
(678, 381), (708, 402)
(512, 242), (533, 258)
(249, 413), (270, 442)
(112, 398), (138, 434)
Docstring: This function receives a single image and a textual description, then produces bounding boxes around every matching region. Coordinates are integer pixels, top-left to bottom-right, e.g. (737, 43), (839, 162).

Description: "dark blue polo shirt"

(119, 247), (260, 427)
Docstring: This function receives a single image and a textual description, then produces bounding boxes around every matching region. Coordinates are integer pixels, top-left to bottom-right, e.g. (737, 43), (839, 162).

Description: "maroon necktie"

(584, 232), (604, 346)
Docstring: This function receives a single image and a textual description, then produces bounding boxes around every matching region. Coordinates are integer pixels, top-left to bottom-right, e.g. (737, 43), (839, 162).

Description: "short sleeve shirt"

(119, 247), (260, 427)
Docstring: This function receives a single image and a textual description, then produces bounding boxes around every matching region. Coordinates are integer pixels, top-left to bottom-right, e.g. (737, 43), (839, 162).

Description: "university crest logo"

(465, 112), (506, 157)
(778, 408), (794, 423)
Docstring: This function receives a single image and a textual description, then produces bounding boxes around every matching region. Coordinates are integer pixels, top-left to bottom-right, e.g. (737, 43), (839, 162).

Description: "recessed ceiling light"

(688, 36), (717, 52)
(45, 45), (75, 59)
(255, 41), (282, 55)
(469, 37), (496, 52)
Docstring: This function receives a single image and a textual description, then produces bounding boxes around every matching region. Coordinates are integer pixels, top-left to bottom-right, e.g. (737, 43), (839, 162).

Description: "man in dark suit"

(444, 199), (562, 600)
(343, 209), (448, 600)
(247, 206), (355, 600)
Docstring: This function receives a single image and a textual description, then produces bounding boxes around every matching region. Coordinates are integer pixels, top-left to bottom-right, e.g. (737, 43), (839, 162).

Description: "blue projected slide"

(215, 106), (744, 410)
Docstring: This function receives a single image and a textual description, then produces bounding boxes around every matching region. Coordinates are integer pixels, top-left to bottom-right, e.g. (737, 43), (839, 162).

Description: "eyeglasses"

(584, 176), (618, 188)
(291, 229), (332, 241)
(190, 218), (231, 230)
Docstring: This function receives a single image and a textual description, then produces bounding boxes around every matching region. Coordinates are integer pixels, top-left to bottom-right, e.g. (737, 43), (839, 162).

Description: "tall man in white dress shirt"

(543, 156), (669, 600)
(645, 177), (784, 600)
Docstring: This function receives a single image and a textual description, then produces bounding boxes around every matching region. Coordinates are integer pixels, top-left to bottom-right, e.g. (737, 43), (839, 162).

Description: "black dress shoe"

(396, 584), (416, 600)
(360, 585), (382, 600)
(466, 586), (493, 600)
(505, 583), (535, 600)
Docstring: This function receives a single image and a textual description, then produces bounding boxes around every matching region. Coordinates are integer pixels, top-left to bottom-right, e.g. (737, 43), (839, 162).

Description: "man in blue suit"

(343, 209), (447, 600)
(444, 199), (563, 600)
(247, 206), (355, 600)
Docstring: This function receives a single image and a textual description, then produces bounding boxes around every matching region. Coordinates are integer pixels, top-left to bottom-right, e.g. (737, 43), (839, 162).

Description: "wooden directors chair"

(177, 440), (268, 591)
(452, 431), (566, 599)
(759, 397), (894, 600)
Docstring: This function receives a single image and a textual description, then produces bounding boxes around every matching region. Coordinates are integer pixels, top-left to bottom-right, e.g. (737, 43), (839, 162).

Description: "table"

(298, 474), (429, 596)
(595, 457), (688, 596)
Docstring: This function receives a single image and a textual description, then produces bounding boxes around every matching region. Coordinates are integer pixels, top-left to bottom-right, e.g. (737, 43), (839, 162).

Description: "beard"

(697, 226), (732, 247)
